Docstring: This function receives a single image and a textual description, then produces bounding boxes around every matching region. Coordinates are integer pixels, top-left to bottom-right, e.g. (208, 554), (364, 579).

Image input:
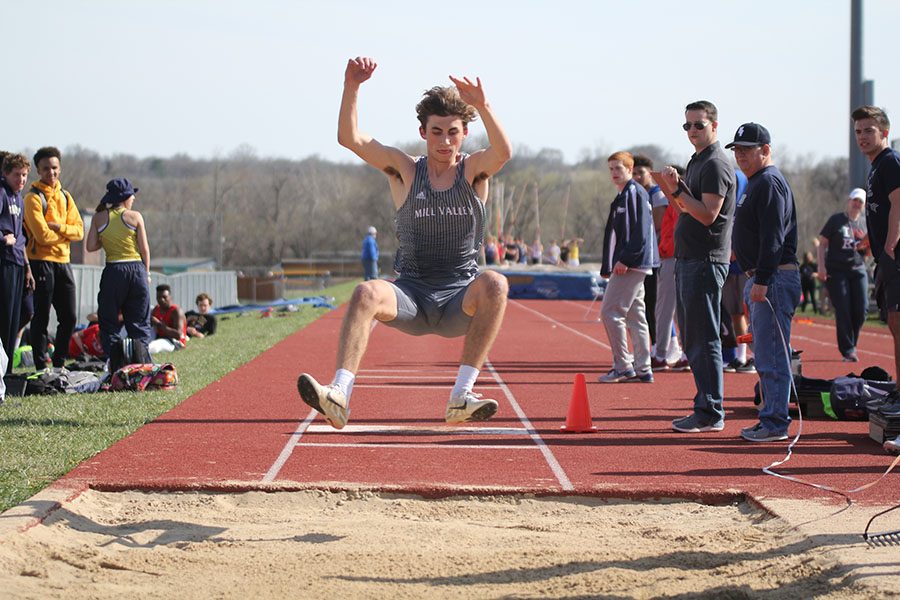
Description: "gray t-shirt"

(674, 141), (736, 263)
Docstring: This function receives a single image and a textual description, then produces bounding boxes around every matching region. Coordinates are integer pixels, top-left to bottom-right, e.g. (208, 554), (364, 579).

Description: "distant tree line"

(19, 141), (848, 270)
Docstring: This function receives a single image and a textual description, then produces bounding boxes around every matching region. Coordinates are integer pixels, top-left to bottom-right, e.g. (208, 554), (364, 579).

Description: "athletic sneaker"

(735, 358), (757, 374)
(598, 368), (637, 383)
(724, 358), (756, 373)
(671, 413), (724, 433)
(884, 436), (900, 454)
(297, 373), (350, 429)
(633, 370), (654, 383)
(650, 357), (670, 371)
(445, 391), (498, 423)
(741, 422), (789, 442)
(668, 358), (691, 372)
(842, 351), (859, 363)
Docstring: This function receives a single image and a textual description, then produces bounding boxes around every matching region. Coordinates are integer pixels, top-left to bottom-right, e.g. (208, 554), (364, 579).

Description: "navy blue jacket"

(0, 177), (26, 266)
(601, 179), (660, 277)
(733, 165), (798, 286)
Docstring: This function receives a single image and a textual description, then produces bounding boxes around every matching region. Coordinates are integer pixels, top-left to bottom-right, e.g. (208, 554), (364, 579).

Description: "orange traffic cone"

(560, 373), (597, 433)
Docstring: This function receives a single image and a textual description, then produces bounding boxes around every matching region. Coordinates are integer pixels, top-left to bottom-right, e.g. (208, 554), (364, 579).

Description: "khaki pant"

(600, 269), (651, 374)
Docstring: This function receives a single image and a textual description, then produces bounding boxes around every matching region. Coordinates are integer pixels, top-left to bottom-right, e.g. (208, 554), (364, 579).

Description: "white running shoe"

(297, 373), (349, 429)
(445, 391), (498, 424)
(884, 436), (900, 455)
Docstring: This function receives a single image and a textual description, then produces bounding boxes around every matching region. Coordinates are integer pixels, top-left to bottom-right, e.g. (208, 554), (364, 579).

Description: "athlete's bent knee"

(350, 280), (387, 313)
(478, 271), (509, 302)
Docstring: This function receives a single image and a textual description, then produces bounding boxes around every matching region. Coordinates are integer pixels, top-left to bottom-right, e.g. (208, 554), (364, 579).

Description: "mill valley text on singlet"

(393, 155), (485, 285)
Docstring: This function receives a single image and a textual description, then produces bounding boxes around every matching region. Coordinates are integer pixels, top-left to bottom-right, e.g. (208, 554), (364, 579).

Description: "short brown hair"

(196, 292), (213, 305)
(608, 151), (634, 170)
(2, 153), (30, 175)
(852, 105), (890, 131)
(415, 86), (478, 128)
(685, 100), (718, 123)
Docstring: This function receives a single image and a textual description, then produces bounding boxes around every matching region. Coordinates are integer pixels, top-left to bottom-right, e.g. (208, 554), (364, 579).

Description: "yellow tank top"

(98, 207), (141, 262)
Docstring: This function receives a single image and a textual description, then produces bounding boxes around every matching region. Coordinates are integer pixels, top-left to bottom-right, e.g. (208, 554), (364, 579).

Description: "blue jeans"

(744, 269), (801, 433)
(675, 259), (728, 423)
(825, 266), (868, 356)
(363, 259), (379, 281)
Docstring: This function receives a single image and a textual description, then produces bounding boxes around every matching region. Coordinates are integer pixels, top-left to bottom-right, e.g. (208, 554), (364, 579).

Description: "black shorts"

(874, 253), (900, 318)
(722, 271), (748, 317)
(382, 276), (475, 338)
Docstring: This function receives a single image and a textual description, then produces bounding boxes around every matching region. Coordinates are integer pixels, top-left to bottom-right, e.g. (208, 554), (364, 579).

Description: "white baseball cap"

(849, 188), (866, 202)
(368, 226), (377, 235)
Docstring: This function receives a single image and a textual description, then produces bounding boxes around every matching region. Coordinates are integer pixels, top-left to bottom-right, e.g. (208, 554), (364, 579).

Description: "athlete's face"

(608, 160), (632, 190)
(632, 166), (653, 189)
(157, 289), (172, 309)
(196, 298), (211, 314)
(420, 115), (467, 162)
(854, 117), (889, 159)
(847, 195), (865, 218)
(684, 109), (717, 151)
(37, 156), (61, 187)
(732, 144), (767, 178)
(3, 166), (29, 193)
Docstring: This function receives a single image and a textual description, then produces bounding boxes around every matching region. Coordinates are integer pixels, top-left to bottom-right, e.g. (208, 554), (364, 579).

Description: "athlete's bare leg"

(336, 280), (398, 373)
(459, 270), (509, 368)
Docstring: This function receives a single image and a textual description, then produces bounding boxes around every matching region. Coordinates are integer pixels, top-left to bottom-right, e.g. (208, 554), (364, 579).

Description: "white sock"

(451, 365), (480, 399)
(331, 368), (355, 401)
(735, 343), (747, 363)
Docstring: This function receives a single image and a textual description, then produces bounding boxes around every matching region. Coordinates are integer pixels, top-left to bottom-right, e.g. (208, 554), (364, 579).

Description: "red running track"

(56, 299), (900, 505)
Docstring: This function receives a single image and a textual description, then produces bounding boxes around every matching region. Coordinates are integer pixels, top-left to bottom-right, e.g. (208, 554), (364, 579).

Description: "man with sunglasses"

(728, 123), (799, 442)
(659, 101), (736, 434)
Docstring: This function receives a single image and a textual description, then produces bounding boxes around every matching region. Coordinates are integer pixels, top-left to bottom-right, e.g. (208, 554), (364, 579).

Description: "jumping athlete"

(297, 56), (512, 429)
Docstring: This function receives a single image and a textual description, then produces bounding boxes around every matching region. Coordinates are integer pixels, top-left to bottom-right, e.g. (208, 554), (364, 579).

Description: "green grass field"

(0, 281), (356, 513)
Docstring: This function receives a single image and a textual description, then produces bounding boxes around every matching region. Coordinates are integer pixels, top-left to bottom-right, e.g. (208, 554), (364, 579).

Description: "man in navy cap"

(729, 123), (800, 442)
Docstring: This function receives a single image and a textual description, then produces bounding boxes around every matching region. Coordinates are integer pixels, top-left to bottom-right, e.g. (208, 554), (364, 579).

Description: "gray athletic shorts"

(382, 276), (475, 338)
(722, 271), (748, 316)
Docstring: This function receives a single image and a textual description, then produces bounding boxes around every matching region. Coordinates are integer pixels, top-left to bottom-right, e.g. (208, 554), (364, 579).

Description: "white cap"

(849, 188), (867, 202)
(368, 226), (377, 235)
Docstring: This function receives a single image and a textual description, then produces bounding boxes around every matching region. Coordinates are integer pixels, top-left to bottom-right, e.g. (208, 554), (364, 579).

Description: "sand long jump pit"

(1, 489), (898, 599)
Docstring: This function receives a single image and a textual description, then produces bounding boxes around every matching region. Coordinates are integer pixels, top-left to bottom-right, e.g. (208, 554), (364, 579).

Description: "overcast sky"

(4, 0), (898, 166)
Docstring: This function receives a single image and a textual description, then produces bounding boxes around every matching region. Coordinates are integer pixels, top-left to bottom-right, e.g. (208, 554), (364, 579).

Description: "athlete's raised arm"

(450, 75), (512, 181)
(337, 57), (413, 179)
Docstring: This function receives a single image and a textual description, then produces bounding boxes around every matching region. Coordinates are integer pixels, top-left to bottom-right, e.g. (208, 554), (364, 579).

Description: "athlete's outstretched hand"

(345, 57), (377, 86)
(450, 75), (486, 108)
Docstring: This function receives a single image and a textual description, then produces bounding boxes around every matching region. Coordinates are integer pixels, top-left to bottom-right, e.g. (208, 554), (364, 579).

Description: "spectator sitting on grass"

(68, 312), (105, 359)
(149, 284), (186, 354)
(186, 293), (217, 338)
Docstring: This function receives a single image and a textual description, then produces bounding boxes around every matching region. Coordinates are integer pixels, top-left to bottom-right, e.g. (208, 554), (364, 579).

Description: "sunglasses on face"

(682, 121), (710, 131)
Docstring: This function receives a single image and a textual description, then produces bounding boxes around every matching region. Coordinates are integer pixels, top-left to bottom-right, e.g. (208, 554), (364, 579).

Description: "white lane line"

(352, 384), (501, 390)
(795, 320), (893, 339)
(511, 300), (611, 350)
(262, 409), (319, 483)
(306, 424), (527, 435)
(358, 369), (460, 374)
(298, 443), (539, 450)
(355, 375), (475, 379)
(484, 359), (574, 491)
(790, 333), (894, 360)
